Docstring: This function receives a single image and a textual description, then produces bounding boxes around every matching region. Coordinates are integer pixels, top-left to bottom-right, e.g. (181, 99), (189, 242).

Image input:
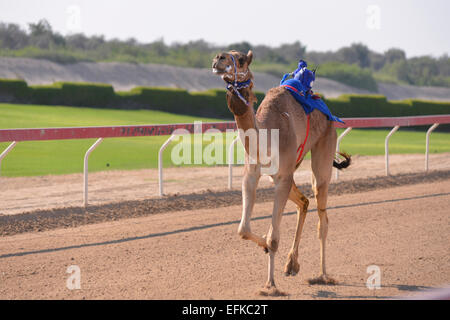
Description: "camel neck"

(226, 87), (257, 132)
(234, 109), (257, 132)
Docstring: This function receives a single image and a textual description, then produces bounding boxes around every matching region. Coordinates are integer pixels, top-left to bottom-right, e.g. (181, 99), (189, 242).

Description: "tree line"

(0, 19), (449, 90)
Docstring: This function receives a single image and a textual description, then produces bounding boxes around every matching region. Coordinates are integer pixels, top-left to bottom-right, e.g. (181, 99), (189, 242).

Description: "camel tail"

(333, 152), (351, 170)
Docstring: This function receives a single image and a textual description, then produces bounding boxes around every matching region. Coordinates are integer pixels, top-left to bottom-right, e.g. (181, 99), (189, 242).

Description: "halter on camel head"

(224, 53), (253, 107)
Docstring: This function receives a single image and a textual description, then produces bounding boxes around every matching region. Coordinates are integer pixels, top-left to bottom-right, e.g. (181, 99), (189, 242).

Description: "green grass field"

(1, 103), (449, 177)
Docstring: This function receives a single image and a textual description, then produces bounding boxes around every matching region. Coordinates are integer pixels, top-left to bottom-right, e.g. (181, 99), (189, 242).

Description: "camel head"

(212, 50), (253, 83)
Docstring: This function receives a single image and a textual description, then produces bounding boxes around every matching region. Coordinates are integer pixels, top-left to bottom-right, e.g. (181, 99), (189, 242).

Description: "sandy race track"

(0, 177), (449, 299)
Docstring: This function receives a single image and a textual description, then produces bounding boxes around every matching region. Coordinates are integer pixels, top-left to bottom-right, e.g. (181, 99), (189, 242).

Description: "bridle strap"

(226, 54), (252, 106)
(226, 81), (251, 106)
(230, 54), (238, 86)
(229, 55), (249, 84)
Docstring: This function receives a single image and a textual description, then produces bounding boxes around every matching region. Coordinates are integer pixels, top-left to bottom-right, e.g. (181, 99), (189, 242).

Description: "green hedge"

(324, 94), (450, 118)
(28, 82), (115, 107)
(115, 87), (232, 118)
(28, 83), (63, 105)
(0, 79), (29, 97)
(58, 82), (115, 107)
(1, 78), (450, 122)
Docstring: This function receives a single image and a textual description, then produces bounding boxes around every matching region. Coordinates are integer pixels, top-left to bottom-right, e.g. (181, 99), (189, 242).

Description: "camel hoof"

(308, 274), (338, 285)
(284, 253), (300, 276)
(257, 285), (287, 297)
(284, 262), (299, 276)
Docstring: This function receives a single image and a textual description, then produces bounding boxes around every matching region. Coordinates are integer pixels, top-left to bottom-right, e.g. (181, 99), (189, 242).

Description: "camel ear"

(247, 50), (253, 66)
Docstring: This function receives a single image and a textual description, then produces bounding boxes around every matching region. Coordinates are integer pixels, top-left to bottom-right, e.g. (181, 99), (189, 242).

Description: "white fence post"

(425, 123), (439, 172)
(83, 138), (103, 207)
(158, 134), (176, 197)
(335, 127), (352, 180)
(228, 135), (240, 189)
(0, 141), (17, 176)
(385, 125), (400, 176)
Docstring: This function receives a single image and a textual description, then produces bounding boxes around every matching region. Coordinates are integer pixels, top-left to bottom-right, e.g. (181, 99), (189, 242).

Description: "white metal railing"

(1, 115), (449, 206)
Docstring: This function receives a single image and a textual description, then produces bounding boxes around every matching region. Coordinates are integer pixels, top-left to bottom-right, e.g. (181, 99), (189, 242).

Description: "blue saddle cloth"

(280, 78), (344, 123)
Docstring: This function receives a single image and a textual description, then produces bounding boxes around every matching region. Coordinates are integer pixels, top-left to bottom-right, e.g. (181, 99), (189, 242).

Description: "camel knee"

(266, 237), (279, 252)
(269, 239), (279, 252)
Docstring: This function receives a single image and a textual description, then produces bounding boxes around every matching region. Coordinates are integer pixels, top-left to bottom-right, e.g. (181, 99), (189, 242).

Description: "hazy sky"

(0, 0), (449, 58)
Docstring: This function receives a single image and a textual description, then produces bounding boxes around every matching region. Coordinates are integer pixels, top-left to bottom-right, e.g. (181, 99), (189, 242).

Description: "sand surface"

(0, 179), (448, 299)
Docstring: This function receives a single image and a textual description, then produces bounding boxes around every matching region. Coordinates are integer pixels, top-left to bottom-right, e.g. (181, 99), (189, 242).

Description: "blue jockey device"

(280, 60), (344, 124)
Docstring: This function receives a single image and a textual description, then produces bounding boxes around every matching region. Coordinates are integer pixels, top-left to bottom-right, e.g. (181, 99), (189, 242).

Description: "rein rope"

(226, 54), (252, 106)
(296, 114), (310, 164)
(280, 84), (311, 163)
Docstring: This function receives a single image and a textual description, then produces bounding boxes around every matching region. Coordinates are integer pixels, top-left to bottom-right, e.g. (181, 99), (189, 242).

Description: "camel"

(212, 50), (351, 295)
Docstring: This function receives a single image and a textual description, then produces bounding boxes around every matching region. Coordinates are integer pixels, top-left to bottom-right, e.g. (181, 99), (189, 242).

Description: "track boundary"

(1, 169), (450, 236)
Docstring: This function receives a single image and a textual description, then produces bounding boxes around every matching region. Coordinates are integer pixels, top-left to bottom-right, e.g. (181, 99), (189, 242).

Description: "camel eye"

(220, 55), (225, 60)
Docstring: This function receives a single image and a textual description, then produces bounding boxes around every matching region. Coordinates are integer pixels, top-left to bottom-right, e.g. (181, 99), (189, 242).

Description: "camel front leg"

(237, 164), (267, 249)
(259, 175), (292, 296)
(284, 182), (309, 276)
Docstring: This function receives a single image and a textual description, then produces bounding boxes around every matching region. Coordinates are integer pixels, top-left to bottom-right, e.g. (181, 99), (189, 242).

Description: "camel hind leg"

(284, 182), (309, 276)
(309, 125), (338, 285)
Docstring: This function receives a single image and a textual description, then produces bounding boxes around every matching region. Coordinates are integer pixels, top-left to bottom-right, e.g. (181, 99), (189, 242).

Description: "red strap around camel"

(296, 114), (310, 164)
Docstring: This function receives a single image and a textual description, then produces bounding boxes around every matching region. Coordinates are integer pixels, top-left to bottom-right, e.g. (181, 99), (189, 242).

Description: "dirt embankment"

(1, 169), (449, 236)
(1, 57), (450, 100)
(2, 153), (449, 217)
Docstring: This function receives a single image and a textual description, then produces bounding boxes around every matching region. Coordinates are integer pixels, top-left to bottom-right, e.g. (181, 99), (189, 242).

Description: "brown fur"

(212, 50), (351, 294)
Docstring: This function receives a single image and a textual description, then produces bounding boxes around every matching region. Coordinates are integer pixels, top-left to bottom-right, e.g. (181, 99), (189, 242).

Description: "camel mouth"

(212, 64), (232, 75)
(212, 67), (226, 75)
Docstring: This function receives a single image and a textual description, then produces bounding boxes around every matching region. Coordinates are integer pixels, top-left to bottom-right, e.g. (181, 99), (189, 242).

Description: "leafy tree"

(336, 43), (371, 68)
(318, 61), (378, 91)
(384, 48), (406, 64)
(28, 19), (65, 49)
(227, 41), (252, 54)
(0, 19), (448, 88)
(0, 23), (28, 49)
